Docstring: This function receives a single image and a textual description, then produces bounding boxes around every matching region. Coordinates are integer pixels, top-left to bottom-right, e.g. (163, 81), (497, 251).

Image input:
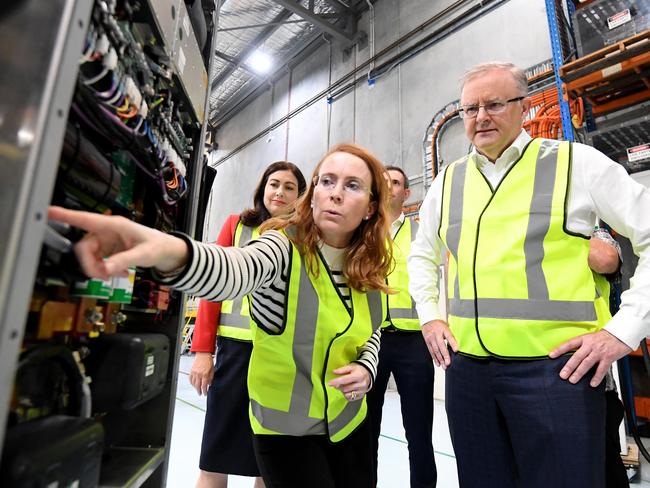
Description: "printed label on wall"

(145, 354), (155, 377)
(608, 9), (632, 30)
(627, 143), (650, 163)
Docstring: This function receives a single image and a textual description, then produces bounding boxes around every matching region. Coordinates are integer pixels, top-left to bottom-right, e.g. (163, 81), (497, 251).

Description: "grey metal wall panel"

(172, 0), (208, 123)
(213, 0), (553, 205)
(146, 0), (180, 53)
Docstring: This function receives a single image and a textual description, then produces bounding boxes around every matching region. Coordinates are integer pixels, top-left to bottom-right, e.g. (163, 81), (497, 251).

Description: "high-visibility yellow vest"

(594, 271), (611, 310)
(382, 218), (420, 332)
(439, 138), (611, 358)
(218, 222), (259, 342)
(247, 232), (384, 442)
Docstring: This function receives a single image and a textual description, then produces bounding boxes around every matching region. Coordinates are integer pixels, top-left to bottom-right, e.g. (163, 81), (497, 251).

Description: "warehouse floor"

(168, 356), (650, 488)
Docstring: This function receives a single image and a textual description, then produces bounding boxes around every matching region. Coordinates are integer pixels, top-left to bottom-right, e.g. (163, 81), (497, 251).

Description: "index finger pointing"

(48, 206), (111, 234)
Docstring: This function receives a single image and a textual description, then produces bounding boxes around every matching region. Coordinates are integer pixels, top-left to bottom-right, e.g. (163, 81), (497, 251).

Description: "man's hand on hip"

(422, 320), (458, 369)
(549, 329), (633, 387)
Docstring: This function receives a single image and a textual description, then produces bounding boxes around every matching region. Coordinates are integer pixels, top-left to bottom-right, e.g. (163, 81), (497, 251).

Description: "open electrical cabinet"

(0, 1), (216, 486)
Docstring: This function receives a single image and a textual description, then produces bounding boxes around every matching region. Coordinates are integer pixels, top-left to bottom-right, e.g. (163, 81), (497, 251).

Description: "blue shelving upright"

(545, 0), (576, 141)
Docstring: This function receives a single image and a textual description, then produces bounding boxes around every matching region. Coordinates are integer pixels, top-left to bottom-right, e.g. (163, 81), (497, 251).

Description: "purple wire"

(74, 95), (184, 206)
(98, 105), (138, 135)
(125, 150), (158, 180)
(94, 75), (119, 101)
(71, 103), (106, 138)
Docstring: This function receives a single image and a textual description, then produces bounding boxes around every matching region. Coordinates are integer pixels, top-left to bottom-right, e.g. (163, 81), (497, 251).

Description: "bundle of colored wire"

(523, 88), (584, 140)
(74, 20), (189, 208)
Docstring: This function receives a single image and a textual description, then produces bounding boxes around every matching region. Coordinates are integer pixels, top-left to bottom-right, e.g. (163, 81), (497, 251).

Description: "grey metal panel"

(145, 0), (181, 53)
(586, 112), (650, 174)
(172, 0), (209, 123)
(0, 0), (94, 454)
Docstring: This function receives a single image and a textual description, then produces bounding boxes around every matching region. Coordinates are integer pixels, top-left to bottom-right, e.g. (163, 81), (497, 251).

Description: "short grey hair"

(460, 62), (528, 96)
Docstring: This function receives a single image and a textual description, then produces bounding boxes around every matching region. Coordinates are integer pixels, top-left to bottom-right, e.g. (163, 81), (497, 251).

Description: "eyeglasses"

(313, 174), (372, 196)
(458, 96), (525, 119)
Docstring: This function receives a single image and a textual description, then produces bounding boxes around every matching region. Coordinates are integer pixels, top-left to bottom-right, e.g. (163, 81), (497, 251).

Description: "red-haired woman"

(49, 143), (394, 488)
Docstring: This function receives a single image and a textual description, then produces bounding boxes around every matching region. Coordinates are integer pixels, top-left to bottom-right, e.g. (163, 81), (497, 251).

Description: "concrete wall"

(205, 0), (552, 239)
(203, 0), (553, 399)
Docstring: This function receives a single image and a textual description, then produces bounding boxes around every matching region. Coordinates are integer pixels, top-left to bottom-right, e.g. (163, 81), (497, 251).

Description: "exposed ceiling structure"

(208, 0), (371, 128)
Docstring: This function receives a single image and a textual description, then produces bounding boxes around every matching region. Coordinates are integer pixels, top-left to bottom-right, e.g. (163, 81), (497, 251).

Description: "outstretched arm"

(49, 206), (288, 303)
(48, 206), (189, 279)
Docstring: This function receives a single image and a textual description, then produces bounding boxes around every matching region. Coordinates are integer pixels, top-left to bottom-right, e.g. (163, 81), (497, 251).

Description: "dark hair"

(262, 143), (394, 293)
(385, 165), (409, 189)
(240, 161), (307, 227)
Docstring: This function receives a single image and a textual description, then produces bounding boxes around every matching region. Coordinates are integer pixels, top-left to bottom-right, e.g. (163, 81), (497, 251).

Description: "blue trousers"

(446, 352), (606, 488)
(367, 331), (436, 488)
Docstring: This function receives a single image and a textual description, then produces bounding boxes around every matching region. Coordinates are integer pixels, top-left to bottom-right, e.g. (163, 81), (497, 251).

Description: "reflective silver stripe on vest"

(390, 308), (415, 319)
(250, 399), (323, 435)
(329, 395), (362, 437)
(251, 250), (380, 436)
(388, 220), (418, 320)
(329, 288), (381, 438)
(410, 219), (419, 240)
(447, 161), (468, 301)
(366, 289), (382, 330)
(220, 225), (254, 328)
(446, 141), (598, 323)
(251, 251), (323, 434)
(449, 297), (597, 321)
(524, 140), (557, 300)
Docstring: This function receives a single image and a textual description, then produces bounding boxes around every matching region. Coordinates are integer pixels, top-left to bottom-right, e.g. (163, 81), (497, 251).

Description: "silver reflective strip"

(409, 221), (418, 315)
(250, 399), (324, 435)
(220, 225), (255, 328)
(367, 290), (382, 329)
(328, 397), (362, 437)
(410, 219), (419, 241)
(329, 289), (381, 437)
(447, 162), (468, 300)
(250, 252), (320, 433)
(524, 141), (558, 299)
(389, 308), (415, 319)
(389, 219), (418, 319)
(251, 251), (382, 437)
(288, 258), (319, 420)
(449, 297), (597, 322)
(220, 313), (249, 328)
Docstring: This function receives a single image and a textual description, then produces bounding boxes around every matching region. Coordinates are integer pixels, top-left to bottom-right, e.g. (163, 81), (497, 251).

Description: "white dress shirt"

(408, 129), (650, 349)
(391, 212), (406, 240)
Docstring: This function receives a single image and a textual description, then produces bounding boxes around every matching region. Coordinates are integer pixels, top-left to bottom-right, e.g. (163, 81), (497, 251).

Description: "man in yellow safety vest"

(408, 61), (650, 488)
(367, 166), (436, 488)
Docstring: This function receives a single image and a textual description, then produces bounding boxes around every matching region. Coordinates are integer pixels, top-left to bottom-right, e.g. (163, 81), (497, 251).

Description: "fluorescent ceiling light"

(247, 50), (273, 74)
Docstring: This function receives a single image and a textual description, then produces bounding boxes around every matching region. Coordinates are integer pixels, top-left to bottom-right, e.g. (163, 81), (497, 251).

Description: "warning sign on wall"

(608, 9), (632, 30)
(627, 143), (650, 163)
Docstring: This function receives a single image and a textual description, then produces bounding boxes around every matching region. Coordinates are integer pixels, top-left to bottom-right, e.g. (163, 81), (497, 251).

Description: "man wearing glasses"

(408, 62), (650, 487)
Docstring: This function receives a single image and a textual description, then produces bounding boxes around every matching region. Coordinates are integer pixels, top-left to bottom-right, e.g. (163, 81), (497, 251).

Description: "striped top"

(162, 230), (382, 383)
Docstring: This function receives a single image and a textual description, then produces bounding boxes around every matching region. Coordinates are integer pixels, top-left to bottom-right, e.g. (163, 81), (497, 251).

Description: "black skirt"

(199, 336), (259, 476)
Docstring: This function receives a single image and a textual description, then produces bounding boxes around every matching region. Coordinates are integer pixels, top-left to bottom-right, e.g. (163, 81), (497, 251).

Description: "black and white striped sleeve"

(353, 328), (382, 389)
(158, 230), (290, 301)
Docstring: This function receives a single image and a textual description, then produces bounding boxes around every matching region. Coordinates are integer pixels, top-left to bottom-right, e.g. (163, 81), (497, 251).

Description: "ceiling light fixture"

(247, 50), (273, 74)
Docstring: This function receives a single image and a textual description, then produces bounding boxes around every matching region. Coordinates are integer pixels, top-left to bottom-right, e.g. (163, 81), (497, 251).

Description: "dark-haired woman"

(189, 161), (307, 488)
(49, 142), (394, 488)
